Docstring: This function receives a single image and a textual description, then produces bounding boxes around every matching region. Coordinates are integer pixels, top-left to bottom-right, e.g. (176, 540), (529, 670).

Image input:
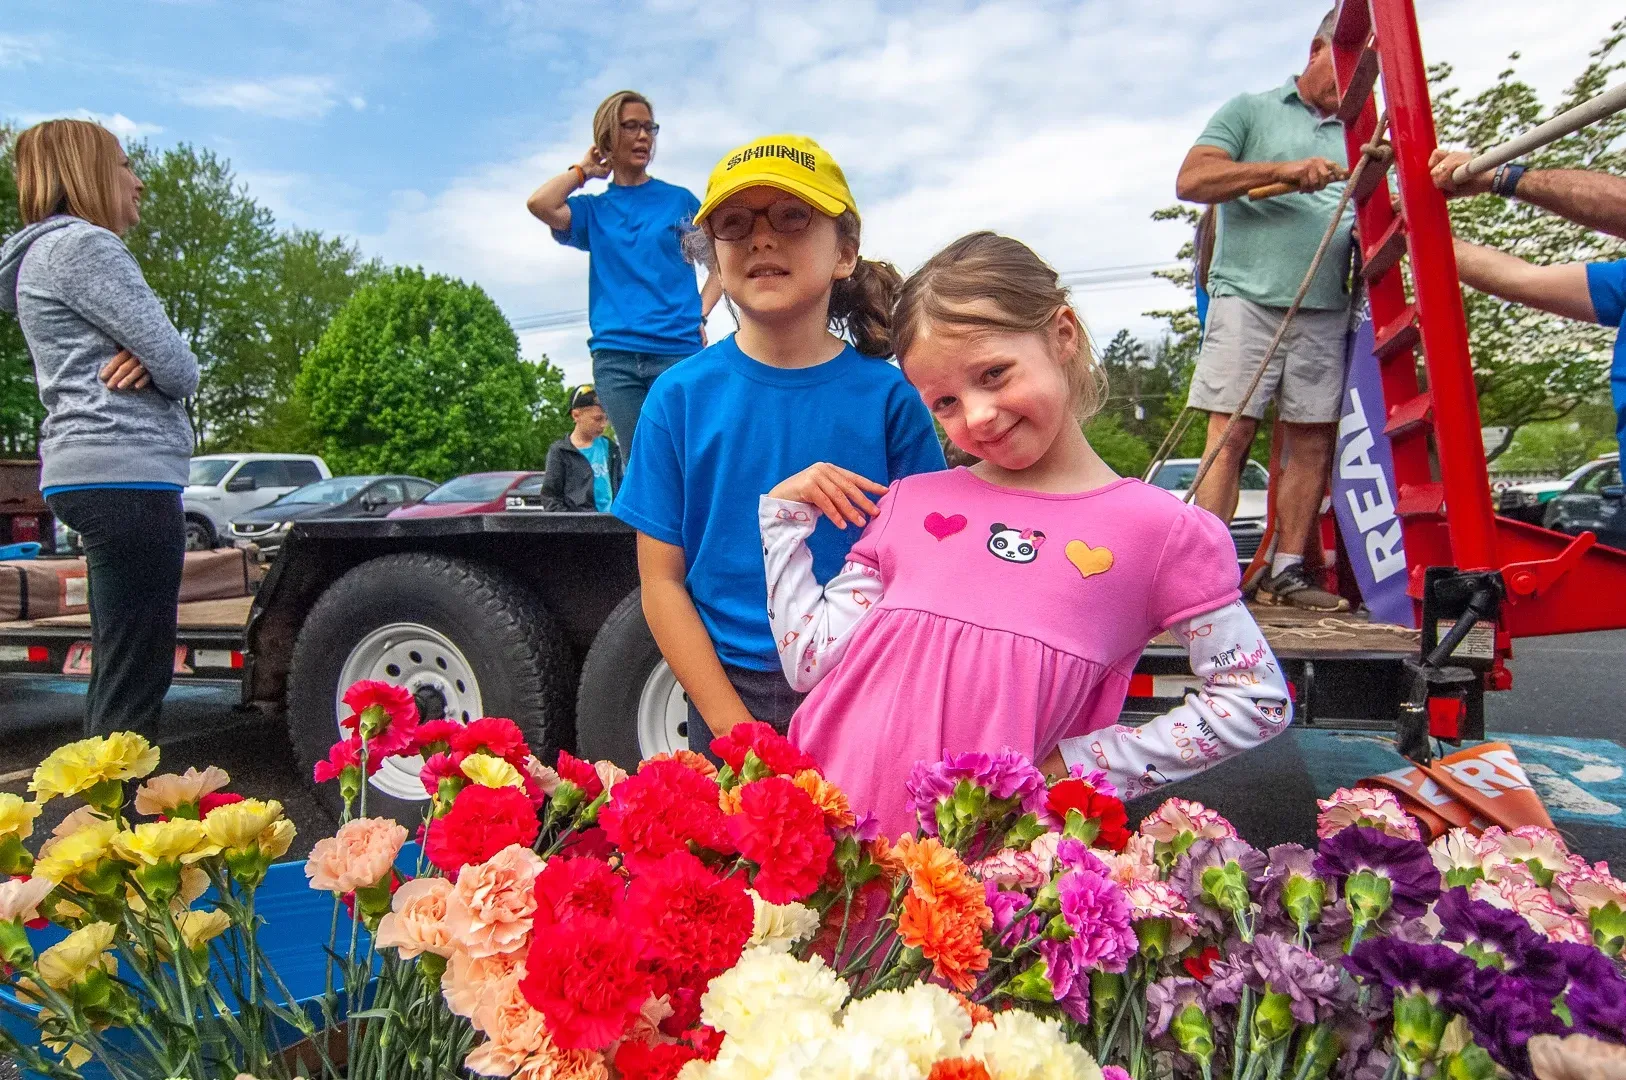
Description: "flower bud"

(1089, 970), (1125, 1043)
(1063, 808), (1100, 846)
(1587, 900), (1626, 957)
(0, 835), (33, 877)
(1200, 862), (1251, 916)
(1005, 960), (1057, 1005)
(1251, 990), (1296, 1049)
(1439, 1044), (1497, 1080)
(1283, 873), (1326, 931)
(1171, 1002), (1215, 1066)
(1004, 813), (1047, 850)
(1344, 870), (1394, 929)
(1288, 1022), (1339, 1080)
(0, 920), (32, 967)
(1392, 990), (1451, 1072)
(1135, 917), (1172, 960)
(338, 765), (362, 808)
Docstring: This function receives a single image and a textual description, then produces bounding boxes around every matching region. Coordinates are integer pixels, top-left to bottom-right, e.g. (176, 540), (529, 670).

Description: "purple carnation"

(1259, 843), (1321, 926)
(985, 880), (1040, 948)
(1037, 938), (1091, 1024)
(1056, 866), (1138, 973)
(1055, 837), (1112, 875)
(1344, 938), (1485, 1009)
(1251, 933), (1345, 1024)
(904, 748), (1046, 835)
(1069, 764), (1119, 800)
(1206, 941), (1252, 1008)
(1434, 887), (1568, 997)
(1170, 837), (1267, 932)
(1554, 940), (1626, 1040)
(840, 811), (880, 844)
(1462, 973), (1568, 1073)
(1145, 976), (1205, 1038)
(1314, 826), (1440, 920)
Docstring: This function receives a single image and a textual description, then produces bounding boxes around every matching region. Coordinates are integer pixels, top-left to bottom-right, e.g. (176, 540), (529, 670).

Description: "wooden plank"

(1, 596), (252, 632)
(1150, 602), (1418, 657)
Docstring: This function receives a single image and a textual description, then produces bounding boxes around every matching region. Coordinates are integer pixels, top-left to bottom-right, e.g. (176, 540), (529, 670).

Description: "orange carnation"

(951, 992), (995, 1026)
(892, 835), (981, 907)
(790, 770), (856, 830)
(718, 786), (743, 815)
(929, 1059), (993, 1080)
(898, 886), (992, 992)
(643, 749), (717, 779)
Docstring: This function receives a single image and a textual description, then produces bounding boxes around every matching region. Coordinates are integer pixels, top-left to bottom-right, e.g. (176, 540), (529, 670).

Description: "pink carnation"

(1554, 864), (1626, 917)
(1469, 877), (1591, 943)
(970, 833), (1060, 888)
(340, 679), (420, 759)
(1139, 798), (1237, 845)
(1101, 833), (1161, 888)
(1314, 787), (1421, 841)
(1478, 826), (1585, 881)
(304, 817), (406, 894)
(444, 843), (544, 959)
(375, 876), (456, 959)
(421, 752), (466, 797)
(1429, 828), (1509, 881)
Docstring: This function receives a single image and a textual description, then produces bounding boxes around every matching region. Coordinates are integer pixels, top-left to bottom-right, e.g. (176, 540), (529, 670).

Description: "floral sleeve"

(1057, 599), (1292, 801)
(759, 496), (886, 693)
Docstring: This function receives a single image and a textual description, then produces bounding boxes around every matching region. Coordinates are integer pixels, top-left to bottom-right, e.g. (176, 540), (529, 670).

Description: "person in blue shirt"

(527, 90), (722, 452)
(614, 134), (946, 761)
(1431, 150), (1626, 469)
(540, 385), (622, 512)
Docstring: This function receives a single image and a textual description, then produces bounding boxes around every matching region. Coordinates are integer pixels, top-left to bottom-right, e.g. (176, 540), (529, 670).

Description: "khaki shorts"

(1187, 295), (1351, 424)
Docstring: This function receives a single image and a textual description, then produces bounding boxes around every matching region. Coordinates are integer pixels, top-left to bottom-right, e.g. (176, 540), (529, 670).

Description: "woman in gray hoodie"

(0, 119), (199, 734)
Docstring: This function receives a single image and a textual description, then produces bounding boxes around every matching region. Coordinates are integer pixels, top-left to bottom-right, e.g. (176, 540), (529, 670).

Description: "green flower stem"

(1231, 986), (1257, 1080)
(833, 889), (855, 966)
(1098, 966), (1142, 1066)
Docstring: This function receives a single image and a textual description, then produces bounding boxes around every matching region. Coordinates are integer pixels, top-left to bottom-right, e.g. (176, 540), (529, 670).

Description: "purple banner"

(1332, 318), (1416, 628)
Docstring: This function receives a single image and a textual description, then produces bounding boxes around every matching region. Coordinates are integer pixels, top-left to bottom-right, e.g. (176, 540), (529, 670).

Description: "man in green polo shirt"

(1176, 7), (1355, 612)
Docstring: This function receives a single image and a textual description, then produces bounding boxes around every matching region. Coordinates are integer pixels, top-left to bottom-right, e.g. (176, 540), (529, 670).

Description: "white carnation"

(764, 1031), (922, 1080)
(748, 890), (822, 954)
(965, 1011), (1104, 1080)
(700, 949), (850, 1038)
(841, 983), (971, 1072)
(704, 1009), (840, 1080)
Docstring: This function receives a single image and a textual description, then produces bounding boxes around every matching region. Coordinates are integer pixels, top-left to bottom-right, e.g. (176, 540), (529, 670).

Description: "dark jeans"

(591, 349), (690, 454)
(688, 662), (806, 768)
(46, 488), (185, 735)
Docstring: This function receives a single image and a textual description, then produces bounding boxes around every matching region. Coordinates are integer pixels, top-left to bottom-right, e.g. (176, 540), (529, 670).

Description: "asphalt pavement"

(2, 628), (1623, 866)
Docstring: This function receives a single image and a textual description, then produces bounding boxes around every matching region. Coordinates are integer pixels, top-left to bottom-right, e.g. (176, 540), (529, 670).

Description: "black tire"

(576, 587), (688, 771)
(184, 515), (216, 551)
(286, 552), (575, 825)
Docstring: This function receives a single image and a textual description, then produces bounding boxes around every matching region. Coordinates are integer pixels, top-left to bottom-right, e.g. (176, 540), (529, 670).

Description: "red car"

(386, 471), (542, 518)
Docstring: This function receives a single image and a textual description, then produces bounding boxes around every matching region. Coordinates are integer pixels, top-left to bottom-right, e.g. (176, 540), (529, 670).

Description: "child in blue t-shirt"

(614, 134), (945, 753)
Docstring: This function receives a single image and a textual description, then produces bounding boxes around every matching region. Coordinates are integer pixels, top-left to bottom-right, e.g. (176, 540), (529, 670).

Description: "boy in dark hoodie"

(540, 385), (623, 512)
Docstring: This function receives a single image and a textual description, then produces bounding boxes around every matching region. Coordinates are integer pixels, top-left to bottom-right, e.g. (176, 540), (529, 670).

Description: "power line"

(509, 260), (1187, 334)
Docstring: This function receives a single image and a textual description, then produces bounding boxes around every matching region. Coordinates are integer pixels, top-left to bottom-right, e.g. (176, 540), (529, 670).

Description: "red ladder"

(1330, 0), (1626, 685)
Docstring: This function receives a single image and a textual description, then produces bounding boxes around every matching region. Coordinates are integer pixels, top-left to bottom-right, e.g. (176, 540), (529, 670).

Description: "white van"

(183, 454), (331, 550)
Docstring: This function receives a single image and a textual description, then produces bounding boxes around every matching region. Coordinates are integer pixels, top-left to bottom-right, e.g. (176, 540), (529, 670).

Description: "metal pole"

(1452, 81), (1626, 182)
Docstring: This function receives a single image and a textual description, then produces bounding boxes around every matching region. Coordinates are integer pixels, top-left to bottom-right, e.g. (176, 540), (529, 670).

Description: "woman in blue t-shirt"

(527, 90), (721, 451)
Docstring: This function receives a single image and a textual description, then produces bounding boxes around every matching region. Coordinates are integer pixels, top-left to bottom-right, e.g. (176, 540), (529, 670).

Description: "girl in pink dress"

(760, 232), (1292, 837)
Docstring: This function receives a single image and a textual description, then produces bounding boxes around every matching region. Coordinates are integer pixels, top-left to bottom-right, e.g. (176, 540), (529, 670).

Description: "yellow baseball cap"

(694, 134), (858, 226)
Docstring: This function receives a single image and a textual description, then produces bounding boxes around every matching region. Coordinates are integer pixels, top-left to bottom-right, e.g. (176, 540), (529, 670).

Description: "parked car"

(229, 475), (434, 559)
(1495, 460), (1600, 523)
(185, 454), (330, 551)
(1148, 457), (1270, 565)
(1542, 453), (1623, 548)
(386, 471), (542, 519)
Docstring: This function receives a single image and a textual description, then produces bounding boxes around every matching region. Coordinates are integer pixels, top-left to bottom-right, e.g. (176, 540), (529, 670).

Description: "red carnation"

(600, 759), (733, 870)
(419, 751), (464, 798)
(423, 783), (539, 874)
(555, 750), (604, 799)
(1045, 779), (1131, 852)
(560, 826), (615, 861)
(625, 851), (753, 994)
(1183, 945), (1221, 981)
(520, 912), (650, 1051)
(535, 856), (624, 926)
(687, 1025), (724, 1061)
(199, 791), (244, 816)
(614, 1040), (701, 1080)
(313, 735), (381, 783)
(340, 680), (420, 758)
(710, 721), (816, 777)
(412, 718), (462, 755)
(451, 716), (529, 767)
(660, 987), (703, 1038)
(727, 776), (834, 904)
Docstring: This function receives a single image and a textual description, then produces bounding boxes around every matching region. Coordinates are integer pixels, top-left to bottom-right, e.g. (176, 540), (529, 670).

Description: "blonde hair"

(893, 231), (1107, 419)
(14, 119), (126, 231)
(591, 90), (653, 158)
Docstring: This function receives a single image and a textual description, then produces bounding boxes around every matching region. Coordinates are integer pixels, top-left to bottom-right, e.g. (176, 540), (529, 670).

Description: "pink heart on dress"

(923, 512), (967, 540)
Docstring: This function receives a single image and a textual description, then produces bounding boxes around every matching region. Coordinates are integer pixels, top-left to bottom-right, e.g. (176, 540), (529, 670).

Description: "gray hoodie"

(0, 215), (198, 489)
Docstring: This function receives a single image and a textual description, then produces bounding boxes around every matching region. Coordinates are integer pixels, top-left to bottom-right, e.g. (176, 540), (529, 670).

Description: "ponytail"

(827, 211), (900, 358)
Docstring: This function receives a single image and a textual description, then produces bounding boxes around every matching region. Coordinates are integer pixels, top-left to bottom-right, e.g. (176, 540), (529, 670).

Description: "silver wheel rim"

(636, 660), (689, 758)
(336, 622), (483, 801)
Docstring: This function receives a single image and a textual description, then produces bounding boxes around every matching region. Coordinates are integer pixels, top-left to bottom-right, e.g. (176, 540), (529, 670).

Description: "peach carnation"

(513, 1047), (608, 1080)
(303, 817), (406, 895)
(376, 876), (456, 959)
(593, 760), (629, 796)
(643, 749), (717, 778)
(523, 756), (561, 797)
(444, 950), (523, 1018)
(1314, 787), (1421, 841)
(444, 843), (544, 959)
(0, 876), (54, 923)
(790, 770), (855, 830)
(465, 967), (550, 1077)
(1101, 833), (1160, 887)
(133, 766), (230, 817)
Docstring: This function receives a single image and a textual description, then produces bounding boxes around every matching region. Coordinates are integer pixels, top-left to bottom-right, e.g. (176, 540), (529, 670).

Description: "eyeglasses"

(707, 200), (815, 242)
(619, 120), (660, 136)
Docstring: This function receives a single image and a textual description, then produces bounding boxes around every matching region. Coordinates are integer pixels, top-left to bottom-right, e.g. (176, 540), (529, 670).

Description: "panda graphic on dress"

(987, 523), (1045, 564)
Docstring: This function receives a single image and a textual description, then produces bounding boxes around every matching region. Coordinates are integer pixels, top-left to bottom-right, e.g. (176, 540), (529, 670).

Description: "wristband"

(1491, 162), (1526, 198)
(570, 164), (587, 187)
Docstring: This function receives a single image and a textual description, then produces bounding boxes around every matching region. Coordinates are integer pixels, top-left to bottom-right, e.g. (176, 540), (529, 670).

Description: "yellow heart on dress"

(1065, 539), (1114, 579)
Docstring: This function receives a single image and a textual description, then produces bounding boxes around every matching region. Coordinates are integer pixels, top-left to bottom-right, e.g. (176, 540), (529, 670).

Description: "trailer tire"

(286, 552), (575, 825)
(576, 588), (692, 771)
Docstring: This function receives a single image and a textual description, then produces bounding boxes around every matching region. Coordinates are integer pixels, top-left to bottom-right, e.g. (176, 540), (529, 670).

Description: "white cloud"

(17, 109), (164, 142)
(180, 75), (346, 120)
(348, 0), (1620, 379)
(0, 33), (45, 68)
(348, 95), (367, 111)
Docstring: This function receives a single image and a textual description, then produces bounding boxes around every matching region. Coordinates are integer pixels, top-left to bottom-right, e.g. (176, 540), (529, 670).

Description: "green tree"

(296, 267), (544, 480)
(0, 124), (45, 454)
(1430, 20), (1626, 460)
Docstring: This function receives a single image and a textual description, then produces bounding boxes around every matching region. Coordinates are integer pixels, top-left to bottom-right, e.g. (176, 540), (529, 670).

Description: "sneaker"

(1257, 563), (1351, 612)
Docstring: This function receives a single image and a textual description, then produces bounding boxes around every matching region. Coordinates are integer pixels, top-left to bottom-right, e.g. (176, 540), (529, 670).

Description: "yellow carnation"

(459, 753), (525, 790)
(35, 819), (120, 883)
(112, 819), (220, 867)
(0, 793), (40, 840)
(30, 732), (160, 804)
(202, 799), (284, 852)
(35, 921), (118, 989)
(258, 818), (297, 862)
(176, 908), (232, 950)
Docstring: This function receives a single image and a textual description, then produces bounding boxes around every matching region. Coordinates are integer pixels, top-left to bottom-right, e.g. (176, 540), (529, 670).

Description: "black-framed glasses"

(619, 120), (660, 136)
(707, 200), (815, 242)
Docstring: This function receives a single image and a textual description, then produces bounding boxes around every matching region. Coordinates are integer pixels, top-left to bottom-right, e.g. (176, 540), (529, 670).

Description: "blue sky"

(3, 0), (1617, 385)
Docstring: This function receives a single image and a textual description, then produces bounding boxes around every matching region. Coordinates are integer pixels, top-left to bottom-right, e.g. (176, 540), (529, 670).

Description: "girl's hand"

(1038, 747), (1068, 781)
(579, 147), (612, 181)
(100, 349), (151, 390)
(769, 464), (887, 529)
